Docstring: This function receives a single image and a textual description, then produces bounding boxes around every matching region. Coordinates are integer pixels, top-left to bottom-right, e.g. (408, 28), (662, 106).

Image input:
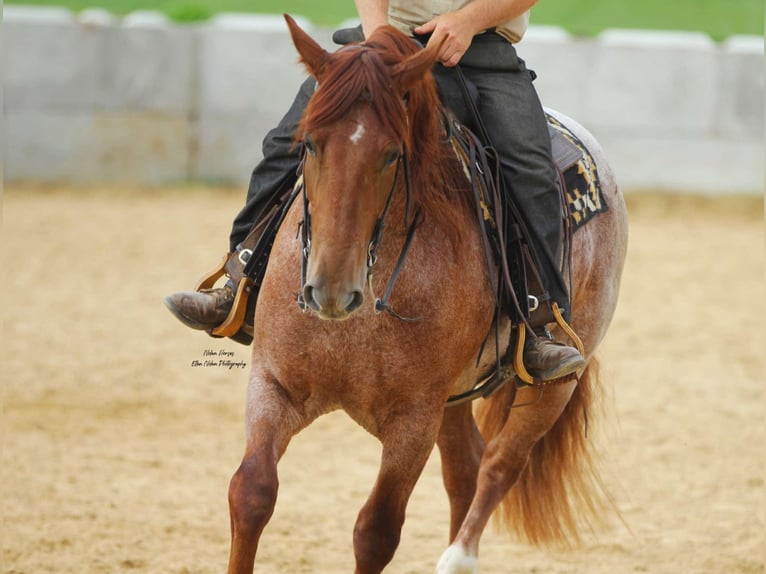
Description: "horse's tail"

(475, 356), (616, 547)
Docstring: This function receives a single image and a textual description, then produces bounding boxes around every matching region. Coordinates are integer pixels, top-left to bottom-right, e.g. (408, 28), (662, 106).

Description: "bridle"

(297, 146), (423, 321)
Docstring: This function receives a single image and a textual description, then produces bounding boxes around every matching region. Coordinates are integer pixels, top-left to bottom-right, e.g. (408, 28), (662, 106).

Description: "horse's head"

(285, 15), (443, 320)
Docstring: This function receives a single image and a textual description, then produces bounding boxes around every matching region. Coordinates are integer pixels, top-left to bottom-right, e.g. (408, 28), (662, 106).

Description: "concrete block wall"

(521, 28), (764, 193)
(5, 6), (197, 183)
(195, 14), (329, 182)
(3, 6), (764, 194)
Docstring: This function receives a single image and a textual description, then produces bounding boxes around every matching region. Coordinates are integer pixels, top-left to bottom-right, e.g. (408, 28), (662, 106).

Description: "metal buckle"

(528, 295), (539, 312)
(238, 248), (253, 266)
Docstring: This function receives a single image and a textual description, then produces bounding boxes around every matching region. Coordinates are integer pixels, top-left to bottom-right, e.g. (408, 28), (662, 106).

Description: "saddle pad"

(548, 121), (583, 172)
(547, 114), (609, 230)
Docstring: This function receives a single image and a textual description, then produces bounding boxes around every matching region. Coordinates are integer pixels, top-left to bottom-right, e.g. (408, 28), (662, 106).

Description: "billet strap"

(210, 277), (254, 338)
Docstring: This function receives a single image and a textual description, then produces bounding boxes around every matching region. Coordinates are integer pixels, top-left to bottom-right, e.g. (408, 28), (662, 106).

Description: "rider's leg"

(228, 76), (315, 253)
(432, 35), (584, 380)
(471, 58), (585, 380)
(164, 77), (314, 341)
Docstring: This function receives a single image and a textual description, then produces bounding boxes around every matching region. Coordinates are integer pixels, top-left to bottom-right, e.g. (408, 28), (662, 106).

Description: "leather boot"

(522, 298), (585, 381)
(165, 148), (300, 344)
(523, 328), (585, 381)
(164, 239), (256, 344)
(163, 282), (236, 331)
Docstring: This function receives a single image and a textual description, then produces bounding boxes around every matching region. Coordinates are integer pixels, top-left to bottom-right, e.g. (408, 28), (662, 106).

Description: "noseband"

(297, 147), (423, 321)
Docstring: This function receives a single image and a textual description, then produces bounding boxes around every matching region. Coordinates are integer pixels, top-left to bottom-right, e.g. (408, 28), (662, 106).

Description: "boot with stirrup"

(164, 243), (255, 345)
(163, 184), (296, 346)
(523, 326), (585, 381)
(521, 299), (585, 381)
(164, 281), (237, 332)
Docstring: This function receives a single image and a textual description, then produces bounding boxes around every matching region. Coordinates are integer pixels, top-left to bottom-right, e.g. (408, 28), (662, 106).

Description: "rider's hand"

(414, 12), (480, 67)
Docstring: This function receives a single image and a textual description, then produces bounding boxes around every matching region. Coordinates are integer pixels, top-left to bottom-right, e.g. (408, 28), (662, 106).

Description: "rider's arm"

(415, 0), (539, 67)
(354, 0), (390, 39)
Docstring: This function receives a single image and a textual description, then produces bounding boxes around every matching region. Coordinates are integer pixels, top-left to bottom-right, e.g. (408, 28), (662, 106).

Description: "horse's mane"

(298, 26), (471, 233)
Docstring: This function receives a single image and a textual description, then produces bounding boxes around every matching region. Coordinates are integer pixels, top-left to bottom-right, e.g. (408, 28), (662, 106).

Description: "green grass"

(7, 0), (764, 39)
(531, 0), (764, 40)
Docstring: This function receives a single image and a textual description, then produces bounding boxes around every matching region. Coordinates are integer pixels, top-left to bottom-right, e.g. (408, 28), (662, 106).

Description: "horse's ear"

(284, 14), (331, 80)
(391, 37), (444, 93)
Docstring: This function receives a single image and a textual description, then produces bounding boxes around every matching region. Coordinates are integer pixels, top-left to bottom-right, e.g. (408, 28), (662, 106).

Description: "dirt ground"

(2, 185), (764, 574)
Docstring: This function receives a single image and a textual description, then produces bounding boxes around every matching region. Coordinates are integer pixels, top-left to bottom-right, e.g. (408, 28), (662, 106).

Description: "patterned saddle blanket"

(547, 113), (608, 230)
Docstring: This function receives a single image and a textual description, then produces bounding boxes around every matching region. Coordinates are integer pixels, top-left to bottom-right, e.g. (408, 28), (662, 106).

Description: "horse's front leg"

(436, 403), (484, 541)
(436, 382), (576, 574)
(353, 409), (443, 574)
(227, 372), (307, 574)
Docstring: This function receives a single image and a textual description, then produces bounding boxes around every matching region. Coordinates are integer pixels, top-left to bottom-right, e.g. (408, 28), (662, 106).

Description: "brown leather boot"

(523, 330), (585, 381)
(522, 289), (586, 380)
(163, 283), (236, 331)
(164, 181), (296, 342)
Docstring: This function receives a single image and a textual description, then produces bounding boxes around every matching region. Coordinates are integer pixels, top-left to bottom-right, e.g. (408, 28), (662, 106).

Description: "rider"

(165, 0), (586, 382)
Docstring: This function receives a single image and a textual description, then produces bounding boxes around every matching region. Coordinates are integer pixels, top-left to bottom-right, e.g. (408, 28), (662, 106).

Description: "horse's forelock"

(299, 27), (435, 142)
(298, 26), (470, 235)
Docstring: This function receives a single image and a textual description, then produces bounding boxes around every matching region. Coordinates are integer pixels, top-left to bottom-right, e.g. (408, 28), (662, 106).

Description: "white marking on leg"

(436, 543), (478, 574)
(349, 123), (366, 145)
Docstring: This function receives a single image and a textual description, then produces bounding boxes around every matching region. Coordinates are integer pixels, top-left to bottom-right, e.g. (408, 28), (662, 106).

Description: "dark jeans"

(228, 76), (314, 250)
(229, 33), (569, 315)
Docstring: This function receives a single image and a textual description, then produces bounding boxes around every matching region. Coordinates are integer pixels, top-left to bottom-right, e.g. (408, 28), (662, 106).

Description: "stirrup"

(210, 277), (254, 338)
(513, 302), (586, 387)
(194, 253), (229, 291)
(193, 254), (254, 340)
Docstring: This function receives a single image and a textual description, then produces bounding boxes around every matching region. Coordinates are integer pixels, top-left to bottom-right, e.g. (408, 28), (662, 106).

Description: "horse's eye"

(383, 149), (401, 168)
(304, 136), (317, 156)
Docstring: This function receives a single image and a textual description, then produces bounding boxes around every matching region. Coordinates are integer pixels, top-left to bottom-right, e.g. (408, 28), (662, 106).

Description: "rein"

(297, 149), (423, 321)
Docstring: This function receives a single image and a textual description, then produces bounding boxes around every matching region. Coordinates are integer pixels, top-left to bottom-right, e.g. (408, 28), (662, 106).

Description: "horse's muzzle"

(302, 282), (365, 320)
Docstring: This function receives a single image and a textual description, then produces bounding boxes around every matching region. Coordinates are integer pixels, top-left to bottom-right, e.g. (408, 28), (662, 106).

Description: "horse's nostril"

(302, 284), (320, 311)
(346, 290), (364, 313)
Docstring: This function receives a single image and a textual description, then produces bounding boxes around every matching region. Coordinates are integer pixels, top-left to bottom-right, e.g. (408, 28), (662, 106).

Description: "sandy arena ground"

(2, 185), (764, 574)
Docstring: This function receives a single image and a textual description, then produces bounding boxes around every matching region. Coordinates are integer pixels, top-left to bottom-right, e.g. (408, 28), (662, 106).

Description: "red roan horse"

(226, 15), (628, 574)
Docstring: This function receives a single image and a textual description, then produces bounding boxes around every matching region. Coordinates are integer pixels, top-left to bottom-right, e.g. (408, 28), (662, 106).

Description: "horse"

(225, 15), (628, 574)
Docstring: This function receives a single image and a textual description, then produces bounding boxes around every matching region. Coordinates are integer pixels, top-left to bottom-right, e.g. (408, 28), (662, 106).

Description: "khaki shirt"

(388, 0), (530, 44)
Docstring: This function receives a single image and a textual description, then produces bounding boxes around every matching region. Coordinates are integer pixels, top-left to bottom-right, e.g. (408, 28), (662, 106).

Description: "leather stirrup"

(210, 277), (254, 338)
(192, 252), (254, 341)
(513, 302), (586, 387)
(194, 253), (229, 291)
